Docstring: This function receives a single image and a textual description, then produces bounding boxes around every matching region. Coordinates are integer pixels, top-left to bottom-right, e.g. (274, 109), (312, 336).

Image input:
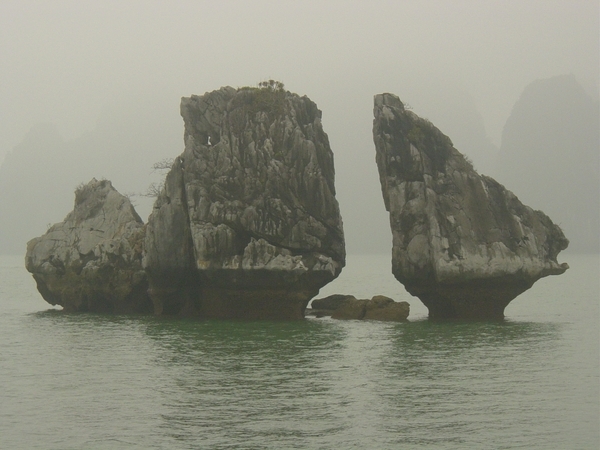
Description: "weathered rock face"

(309, 294), (410, 321)
(144, 85), (345, 319)
(25, 179), (151, 313)
(373, 93), (569, 320)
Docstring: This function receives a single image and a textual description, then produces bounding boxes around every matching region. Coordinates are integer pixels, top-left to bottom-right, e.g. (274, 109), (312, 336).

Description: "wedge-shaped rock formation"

(25, 179), (151, 313)
(144, 85), (345, 319)
(373, 93), (568, 319)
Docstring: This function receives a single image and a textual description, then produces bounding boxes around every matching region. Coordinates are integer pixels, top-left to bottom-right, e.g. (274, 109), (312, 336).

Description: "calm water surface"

(1, 254), (598, 449)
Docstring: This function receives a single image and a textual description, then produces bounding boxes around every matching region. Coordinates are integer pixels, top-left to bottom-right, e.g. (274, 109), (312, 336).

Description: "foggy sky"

(2, 0), (597, 159)
(1, 0), (598, 254)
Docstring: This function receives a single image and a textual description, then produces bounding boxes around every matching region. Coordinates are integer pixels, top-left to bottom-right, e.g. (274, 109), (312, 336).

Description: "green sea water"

(1, 254), (598, 449)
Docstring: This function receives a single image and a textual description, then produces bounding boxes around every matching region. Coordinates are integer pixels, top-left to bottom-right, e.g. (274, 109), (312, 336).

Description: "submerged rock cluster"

(373, 93), (568, 319)
(309, 294), (410, 321)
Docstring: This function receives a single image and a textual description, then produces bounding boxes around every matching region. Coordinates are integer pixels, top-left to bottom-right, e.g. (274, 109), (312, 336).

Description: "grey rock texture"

(144, 85), (345, 319)
(25, 179), (151, 313)
(310, 294), (409, 321)
(373, 93), (569, 320)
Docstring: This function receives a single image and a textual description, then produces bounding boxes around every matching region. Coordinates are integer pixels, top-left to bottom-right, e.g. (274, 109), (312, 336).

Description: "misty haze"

(1, 1), (598, 257)
(0, 1), (598, 449)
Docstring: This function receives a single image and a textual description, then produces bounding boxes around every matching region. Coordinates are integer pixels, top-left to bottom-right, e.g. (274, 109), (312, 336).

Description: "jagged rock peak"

(25, 178), (150, 313)
(373, 93), (568, 320)
(144, 84), (345, 319)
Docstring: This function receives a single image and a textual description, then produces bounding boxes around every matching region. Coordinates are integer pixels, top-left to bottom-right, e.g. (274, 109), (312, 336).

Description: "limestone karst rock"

(373, 93), (569, 320)
(144, 84), (345, 319)
(25, 179), (151, 313)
